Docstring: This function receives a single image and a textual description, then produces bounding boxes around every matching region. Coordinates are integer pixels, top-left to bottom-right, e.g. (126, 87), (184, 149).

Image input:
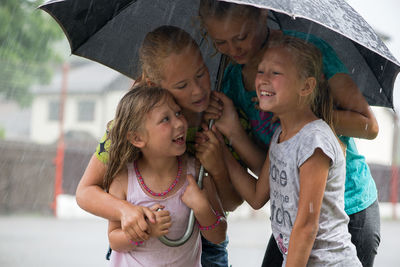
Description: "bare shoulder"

(109, 168), (129, 199)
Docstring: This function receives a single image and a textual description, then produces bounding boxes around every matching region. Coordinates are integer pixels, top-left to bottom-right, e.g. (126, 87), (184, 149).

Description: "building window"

(78, 101), (95, 122)
(48, 101), (59, 121)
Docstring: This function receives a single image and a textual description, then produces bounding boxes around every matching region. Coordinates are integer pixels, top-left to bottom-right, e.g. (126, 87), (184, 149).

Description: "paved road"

(0, 212), (399, 266)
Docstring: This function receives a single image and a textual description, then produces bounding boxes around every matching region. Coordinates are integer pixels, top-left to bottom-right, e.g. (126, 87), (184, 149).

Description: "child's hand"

(203, 91), (224, 122)
(204, 91), (241, 138)
(251, 96), (261, 111)
(195, 126), (225, 177)
(148, 204), (172, 238)
(120, 203), (156, 241)
(182, 174), (208, 212)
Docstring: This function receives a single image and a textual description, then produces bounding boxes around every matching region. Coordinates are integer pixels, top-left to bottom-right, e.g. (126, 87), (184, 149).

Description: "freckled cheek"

(247, 38), (261, 55)
(173, 95), (191, 109)
(255, 77), (262, 89)
(183, 118), (189, 130)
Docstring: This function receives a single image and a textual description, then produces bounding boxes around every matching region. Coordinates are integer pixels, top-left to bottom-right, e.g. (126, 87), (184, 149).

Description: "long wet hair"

(265, 35), (334, 130)
(198, 0), (263, 37)
(103, 85), (174, 191)
(137, 25), (200, 85)
(198, 0), (262, 23)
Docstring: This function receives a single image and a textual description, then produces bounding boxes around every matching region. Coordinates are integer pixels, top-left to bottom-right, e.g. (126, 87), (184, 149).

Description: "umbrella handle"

(157, 169), (203, 247)
(158, 55), (228, 247)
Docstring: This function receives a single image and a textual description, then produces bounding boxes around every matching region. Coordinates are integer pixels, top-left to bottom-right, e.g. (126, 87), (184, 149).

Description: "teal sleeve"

(221, 63), (236, 100)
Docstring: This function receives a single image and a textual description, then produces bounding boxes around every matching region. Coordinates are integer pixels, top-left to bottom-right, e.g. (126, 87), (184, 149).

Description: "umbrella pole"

(158, 55), (228, 247)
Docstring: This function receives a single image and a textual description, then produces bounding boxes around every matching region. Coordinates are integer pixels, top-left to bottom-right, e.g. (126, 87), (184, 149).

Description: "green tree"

(0, 126), (5, 139)
(0, 0), (63, 107)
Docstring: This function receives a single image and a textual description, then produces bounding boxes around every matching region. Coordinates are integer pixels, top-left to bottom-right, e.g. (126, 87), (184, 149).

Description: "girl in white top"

(105, 86), (226, 267)
(224, 35), (361, 266)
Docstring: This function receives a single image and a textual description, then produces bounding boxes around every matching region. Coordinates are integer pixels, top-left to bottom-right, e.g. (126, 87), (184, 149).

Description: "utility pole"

(52, 63), (69, 216)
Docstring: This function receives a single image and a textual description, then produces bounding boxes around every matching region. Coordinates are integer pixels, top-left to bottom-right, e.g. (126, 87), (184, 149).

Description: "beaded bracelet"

(198, 211), (224, 231)
(130, 240), (144, 246)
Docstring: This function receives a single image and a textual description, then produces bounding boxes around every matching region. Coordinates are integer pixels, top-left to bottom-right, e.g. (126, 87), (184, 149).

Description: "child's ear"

(299, 77), (317, 96)
(127, 131), (145, 148)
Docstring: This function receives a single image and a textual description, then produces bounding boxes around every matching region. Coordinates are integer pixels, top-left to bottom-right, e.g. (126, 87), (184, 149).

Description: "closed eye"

(176, 83), (187, 89)
(236, 34), (247, 41)
(196, 70), (205, 78)
(214, 40), (226, 46)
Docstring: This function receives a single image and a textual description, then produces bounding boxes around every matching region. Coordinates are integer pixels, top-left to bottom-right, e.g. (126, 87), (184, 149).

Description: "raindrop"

(379, 88), (382, 93)
(365, 124), (368, 131)
(309, 202), (314, 213)
(381, 65), (384, 71)
(351, 68), (355, 74)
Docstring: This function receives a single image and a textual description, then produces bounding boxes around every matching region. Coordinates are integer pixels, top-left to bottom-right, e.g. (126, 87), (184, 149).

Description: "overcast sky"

(347, 0), (400, 112)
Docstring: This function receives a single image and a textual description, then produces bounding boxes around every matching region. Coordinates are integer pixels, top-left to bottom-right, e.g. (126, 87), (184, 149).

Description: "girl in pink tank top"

(103, 86), (227, 267)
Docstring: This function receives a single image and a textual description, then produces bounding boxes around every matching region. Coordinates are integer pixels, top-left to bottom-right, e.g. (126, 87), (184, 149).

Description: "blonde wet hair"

(198, 0), (262, 24)
(103, 85), (174, 191)
(264, 34), (334, 130)
(198, 0), (263, 38)
(138, 25), (199, 85)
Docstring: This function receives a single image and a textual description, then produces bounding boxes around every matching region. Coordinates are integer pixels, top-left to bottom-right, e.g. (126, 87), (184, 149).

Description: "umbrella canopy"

(40, 0), (400, 108)
(224, 0), (400, 108)
(39, 0), (221, 84)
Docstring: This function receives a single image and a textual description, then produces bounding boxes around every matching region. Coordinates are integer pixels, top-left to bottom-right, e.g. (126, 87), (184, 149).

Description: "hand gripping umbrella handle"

(158, 55), (228, 247)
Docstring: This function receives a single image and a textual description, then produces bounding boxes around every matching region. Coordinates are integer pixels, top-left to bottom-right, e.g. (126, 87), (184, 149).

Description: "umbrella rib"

(74, 1), (137, 53)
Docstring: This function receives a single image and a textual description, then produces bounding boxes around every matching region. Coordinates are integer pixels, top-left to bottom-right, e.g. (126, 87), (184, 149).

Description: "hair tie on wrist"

(130, 240), (144, 246)
(198, 211), (224, 231)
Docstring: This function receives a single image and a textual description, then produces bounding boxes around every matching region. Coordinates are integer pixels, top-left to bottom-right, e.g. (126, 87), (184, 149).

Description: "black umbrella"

(39, 0), (222, 84)
(39, 0), (399, 108)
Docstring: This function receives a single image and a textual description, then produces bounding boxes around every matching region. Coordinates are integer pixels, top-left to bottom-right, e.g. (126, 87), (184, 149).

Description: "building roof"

(32, 61), (134, 95)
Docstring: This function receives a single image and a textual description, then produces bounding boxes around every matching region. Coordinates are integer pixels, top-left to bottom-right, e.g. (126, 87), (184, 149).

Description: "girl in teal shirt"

(199, 1), (380, 266)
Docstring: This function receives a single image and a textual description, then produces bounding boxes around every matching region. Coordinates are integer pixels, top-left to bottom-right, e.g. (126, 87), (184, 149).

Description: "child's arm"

(107, 170), (171, 252)
(204, 91), (266, 175)
(107, 170), (138, 252)
(222, 140), (270, 210)
(76, 154), (155, 241)
(195, 128), (243, 212)
(329, 73), (379, 139)
(285, 148), (330, 267)
(182, 174), (227, 244)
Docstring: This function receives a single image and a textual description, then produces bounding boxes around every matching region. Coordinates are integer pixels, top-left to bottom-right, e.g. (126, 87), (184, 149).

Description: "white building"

(30, 62), (133, 144)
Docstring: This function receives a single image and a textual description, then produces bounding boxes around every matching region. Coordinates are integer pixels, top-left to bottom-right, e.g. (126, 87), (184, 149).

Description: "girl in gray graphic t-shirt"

(227, 35), (361, 266)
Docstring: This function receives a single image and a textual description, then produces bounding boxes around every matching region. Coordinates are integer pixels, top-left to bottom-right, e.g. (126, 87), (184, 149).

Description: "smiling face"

(159, 45), (211, 114)
(203, 11), (268, 64)
(139, 96), (188, 157)
(255, 46), (306, 114)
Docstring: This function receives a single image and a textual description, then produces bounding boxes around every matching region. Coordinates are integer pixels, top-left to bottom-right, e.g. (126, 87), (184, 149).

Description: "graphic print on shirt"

(269, 150), (293, 255)
(276, 233), (289, 255)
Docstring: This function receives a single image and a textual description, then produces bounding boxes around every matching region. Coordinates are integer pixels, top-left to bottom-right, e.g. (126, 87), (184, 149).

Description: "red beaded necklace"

(134, 157), (182, 197)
